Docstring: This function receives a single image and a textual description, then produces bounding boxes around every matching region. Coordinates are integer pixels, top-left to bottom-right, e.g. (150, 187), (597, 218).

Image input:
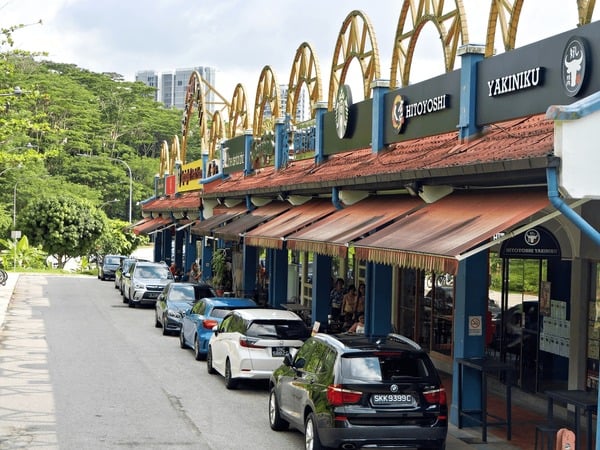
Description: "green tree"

(94, 218), (148, 258)
(19, 196), (105, 268)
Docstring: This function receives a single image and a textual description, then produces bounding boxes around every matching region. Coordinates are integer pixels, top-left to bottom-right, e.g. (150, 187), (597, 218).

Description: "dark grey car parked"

(269, 333), (448, 450)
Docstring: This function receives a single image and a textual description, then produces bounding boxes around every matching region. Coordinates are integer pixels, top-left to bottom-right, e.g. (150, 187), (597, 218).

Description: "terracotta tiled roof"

(203, 114), (554, 198)
(142, 191), (201, 213)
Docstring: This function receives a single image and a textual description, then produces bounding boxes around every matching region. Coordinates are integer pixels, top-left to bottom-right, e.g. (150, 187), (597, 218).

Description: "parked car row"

(103, 275), (448, 450)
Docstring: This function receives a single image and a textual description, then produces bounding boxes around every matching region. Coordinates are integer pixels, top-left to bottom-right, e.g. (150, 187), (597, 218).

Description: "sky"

(1, 0), (592, 105)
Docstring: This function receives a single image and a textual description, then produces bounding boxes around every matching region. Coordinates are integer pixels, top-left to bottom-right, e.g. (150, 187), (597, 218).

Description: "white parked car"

(206, 308), (310, 389)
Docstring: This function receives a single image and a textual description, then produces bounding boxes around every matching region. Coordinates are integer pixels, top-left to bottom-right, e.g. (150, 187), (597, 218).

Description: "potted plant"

(211, 249), (227, 295)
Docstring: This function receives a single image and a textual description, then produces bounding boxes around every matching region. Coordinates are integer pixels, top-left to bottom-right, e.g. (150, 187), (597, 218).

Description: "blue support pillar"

(202, 243), (213, 283)
(371, 80), (389, 153)
(274, 116), (289, 170)
(269, 248), (288, 308)
(161, 229), (172, 264)
(185, 232), (198, 275)
(368, 262), (393, 335)
(457, 45), (485, 141)
(449, 251), (488, 426)
(243, 245), (258, 299)
(153, 232), (162, 263)
(174, 228), (184, 272)
(314, 102), (328, 164)
(312, 253), (332, 330)
(244, 131), (254, 176)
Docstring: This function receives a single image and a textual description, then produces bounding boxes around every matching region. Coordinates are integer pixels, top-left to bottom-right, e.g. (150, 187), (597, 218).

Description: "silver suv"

(122, 261), (173, 308)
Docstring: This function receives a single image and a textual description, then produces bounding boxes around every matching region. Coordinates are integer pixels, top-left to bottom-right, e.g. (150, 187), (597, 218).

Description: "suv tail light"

(202, 319), (218, 330)
(239, 337), (266, 349)
(423, 387), (447, 406)
(326, 384), (362, 406)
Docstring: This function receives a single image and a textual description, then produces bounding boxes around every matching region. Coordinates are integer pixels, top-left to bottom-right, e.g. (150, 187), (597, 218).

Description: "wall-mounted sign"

(177, 160), (203, 193)
(500, 227), (561, 259)
(562, 36), (587, 97)
(335, 84), (352, 139)
(487, 67), (543, 97)
(390, 93), (449, 134)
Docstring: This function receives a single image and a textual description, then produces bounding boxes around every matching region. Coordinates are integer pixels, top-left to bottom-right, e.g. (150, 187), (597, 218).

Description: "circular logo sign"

(391, 94), (406, 134)
(335, 84), (351, 139)
(524, 228), (541, 246)
(561, 36), (587, 97)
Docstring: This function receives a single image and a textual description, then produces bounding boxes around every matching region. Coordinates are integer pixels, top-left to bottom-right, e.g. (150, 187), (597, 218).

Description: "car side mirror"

(212, 325), (219, 336)
(124, 273), (130, 278)
(292, 357), (306, 370)
(283, 353), (294, 367)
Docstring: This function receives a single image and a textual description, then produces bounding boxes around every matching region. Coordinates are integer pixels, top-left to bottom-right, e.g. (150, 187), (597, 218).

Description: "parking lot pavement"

(0, 272), (19, 328)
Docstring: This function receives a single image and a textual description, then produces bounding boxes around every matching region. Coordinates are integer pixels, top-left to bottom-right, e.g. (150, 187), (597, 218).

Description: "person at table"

(355, 283), (366, 318)
(341, 284), (358, 324)
(188, 262), (202, 283)
(329, 278), (345, 320)
(348, 315), (365, 333)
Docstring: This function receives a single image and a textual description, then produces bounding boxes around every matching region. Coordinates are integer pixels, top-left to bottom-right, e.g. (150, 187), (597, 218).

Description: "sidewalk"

(0, 271), (19, 329)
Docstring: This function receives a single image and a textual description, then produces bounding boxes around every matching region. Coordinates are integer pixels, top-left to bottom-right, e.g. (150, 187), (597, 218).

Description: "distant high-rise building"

(135, 66), (216, 112)
(134, 70), (159, 102)
(279, 85), (309, 122)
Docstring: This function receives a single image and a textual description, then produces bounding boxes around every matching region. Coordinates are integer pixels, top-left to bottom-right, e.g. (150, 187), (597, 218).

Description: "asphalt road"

(0, 275), (305, 449)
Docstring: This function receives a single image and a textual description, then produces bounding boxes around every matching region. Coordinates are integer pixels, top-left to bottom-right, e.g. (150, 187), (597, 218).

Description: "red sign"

(165, 175), (176, 195)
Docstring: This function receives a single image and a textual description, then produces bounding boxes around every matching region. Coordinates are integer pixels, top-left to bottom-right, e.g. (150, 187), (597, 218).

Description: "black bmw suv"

(268, 333), (448, 450)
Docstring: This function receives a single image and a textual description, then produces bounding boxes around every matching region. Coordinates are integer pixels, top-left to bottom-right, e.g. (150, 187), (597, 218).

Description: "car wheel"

(305, 413), (328, 450)
(179, 329), (188, 349)
(194, 336), (204, 361)
(224, 359), (237, 390)
(268, 388), (289, 431)
(206, 348), (216, 374)
(155, 312), (161, 328)
(128, 296), (136, 308)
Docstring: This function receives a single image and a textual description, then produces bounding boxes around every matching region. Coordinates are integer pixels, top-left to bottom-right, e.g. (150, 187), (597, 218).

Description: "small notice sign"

(468, 316), (482, 336)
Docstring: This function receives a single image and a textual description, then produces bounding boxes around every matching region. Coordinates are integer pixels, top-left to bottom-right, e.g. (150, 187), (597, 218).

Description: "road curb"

(0, 272), (19, 329)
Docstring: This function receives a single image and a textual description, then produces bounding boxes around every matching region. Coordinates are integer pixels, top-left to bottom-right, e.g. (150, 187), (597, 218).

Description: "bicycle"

(0, 268), (7, 286)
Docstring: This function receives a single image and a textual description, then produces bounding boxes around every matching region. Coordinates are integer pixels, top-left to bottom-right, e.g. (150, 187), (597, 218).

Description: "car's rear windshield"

(246, 320), (309, 340)
(341, 352), (433, 381)
(135, 266), (170, 279)
(105, 256), (122, 265)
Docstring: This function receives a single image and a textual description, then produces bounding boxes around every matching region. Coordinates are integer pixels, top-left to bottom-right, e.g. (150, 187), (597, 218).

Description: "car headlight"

(167, 309), (183, 319)
(134, 282), (146, 289)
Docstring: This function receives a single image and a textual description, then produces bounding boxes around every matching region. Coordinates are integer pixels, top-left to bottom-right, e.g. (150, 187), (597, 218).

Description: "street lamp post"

(12, 182), (22, 271)
(77, 154), (133, 223)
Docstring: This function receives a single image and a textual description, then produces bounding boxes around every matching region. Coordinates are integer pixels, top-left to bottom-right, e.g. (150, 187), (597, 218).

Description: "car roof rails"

(386, 333), (422, 350)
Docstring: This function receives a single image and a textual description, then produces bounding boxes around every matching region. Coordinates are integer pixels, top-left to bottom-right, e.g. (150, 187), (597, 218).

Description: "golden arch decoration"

(253, 66), (281, 136)
(229, 83), (250, 139)
(390, 0), (468, 88)
(485, 1), (597, 57)
(208, 111), (224, 161)
(169, 135), (181, 172)
(159, 140), (170, 176)
(181, 70), (207, 163)
(328, 10), (381, 109)
(287, 42), (323, 122)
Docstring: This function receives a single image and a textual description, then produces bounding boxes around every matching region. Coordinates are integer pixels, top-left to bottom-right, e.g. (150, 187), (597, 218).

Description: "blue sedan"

(179, 297), (258, 360)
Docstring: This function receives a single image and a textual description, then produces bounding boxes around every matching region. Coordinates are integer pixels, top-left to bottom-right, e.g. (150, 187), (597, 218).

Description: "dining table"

(545, 389), (597, 450)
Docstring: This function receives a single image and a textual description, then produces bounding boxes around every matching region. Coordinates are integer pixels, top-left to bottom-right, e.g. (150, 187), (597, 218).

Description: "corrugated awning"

(213, 201), (292, 242)
(286, 196), (424, 258)
(244, 199), (337, 249)
(190, 205), (248, 236)
(132, 217), (173, 235)
(353, 189), (551, 275)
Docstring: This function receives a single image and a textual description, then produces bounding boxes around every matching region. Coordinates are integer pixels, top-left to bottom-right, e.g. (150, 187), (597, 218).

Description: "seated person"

(348, 315), (365, 333)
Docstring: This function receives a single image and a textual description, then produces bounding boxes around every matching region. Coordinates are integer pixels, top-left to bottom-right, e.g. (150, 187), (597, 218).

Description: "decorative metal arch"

(253, 66), (281, 136)
(169, 135), (181, 172)
(578, 0), (597, 25)
(229, 83), (250, 139)
(485, 1), (596, 58)
(181, 71), (207, 163)
(328, 10), (381, 109)
(159, 140), (170, 176)
(390, 0), (468, 88)
(485, 0), (524, 57)
(287, 42), (323, 122)
(208, 111), (225, 160)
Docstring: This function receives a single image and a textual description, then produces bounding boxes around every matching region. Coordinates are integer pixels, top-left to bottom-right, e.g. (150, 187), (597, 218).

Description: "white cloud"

(1, 0), (593, 103)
